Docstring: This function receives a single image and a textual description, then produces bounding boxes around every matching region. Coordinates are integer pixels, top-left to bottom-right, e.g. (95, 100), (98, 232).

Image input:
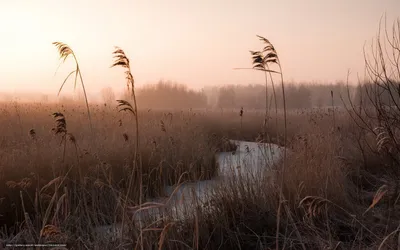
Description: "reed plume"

(112, 47), (142, 246)
(52, 42), (93, 131)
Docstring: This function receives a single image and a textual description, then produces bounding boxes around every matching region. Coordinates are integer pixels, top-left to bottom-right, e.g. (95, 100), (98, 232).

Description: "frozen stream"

(95, 140), (286, 239)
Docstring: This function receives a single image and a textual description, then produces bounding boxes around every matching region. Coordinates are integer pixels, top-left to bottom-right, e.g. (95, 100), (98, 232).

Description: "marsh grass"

(3, 17), (400, 250)
(236, 35), (292, 249)
(0, 104), (391, 249)
(111, 46), (144, 245)
(0, 104), (264, 245)
(53, 42), (93, 132)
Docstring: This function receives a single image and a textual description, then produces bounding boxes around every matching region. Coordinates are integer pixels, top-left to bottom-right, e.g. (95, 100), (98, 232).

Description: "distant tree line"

(205, 82), (358, 110)
(113, 81), (208, 109)
(352, 80), (400, 109)
(98, 80), (400, 110)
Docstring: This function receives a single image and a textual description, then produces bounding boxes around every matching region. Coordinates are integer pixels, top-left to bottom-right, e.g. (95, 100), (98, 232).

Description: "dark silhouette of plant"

(344, 15), (400, 169)
(112, 47), (142, 245)
(53, 42), (93, 131)
(237, 35), (296, 250)
(52, 112), (77, 162)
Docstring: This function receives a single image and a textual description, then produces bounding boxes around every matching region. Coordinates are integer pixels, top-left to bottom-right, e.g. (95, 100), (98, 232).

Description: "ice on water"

(95, 140), (285, 239)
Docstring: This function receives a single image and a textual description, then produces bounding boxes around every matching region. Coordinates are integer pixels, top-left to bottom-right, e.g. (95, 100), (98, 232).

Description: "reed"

(53, 42), (93, 132)
(111, 47), (143, 247)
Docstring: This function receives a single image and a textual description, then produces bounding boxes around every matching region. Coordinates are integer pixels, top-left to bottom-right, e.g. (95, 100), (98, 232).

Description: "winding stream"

(95, 140), (286, 239)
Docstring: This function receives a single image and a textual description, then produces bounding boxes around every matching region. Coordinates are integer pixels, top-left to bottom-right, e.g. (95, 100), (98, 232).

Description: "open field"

(1, 99), (399, 249)
(0, 8), (399, 249)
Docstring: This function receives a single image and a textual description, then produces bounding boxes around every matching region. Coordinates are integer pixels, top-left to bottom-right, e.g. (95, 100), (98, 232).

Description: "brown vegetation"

(0, 102), (398, 249)
(1, 15), (400, 250)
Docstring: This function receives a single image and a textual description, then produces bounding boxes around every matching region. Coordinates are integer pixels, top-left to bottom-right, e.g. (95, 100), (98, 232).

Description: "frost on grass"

(95, 140), (285, 239)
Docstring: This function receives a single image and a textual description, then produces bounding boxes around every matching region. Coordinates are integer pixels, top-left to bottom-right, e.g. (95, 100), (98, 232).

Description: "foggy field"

(2, 53), (400, 249)
(1, 1), (400, 248)
(2, 49), (400, 249)
(0, 99), (399, 249)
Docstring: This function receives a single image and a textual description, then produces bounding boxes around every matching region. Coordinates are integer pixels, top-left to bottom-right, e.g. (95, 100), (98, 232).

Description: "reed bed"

(2, 15), (400, 250)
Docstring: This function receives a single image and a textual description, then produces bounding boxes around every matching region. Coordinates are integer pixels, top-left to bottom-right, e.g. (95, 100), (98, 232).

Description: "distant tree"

(297, 84), (312, 109)
(203, 86), (220, 108)
(217, 85), (236, 108)
(136, 80), (207, 109)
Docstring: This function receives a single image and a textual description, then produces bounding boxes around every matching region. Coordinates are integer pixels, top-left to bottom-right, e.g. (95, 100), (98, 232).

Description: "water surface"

(95, 140), (285, 239)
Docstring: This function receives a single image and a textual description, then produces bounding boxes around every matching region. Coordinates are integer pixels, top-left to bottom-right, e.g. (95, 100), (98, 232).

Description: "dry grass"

(2, 15), (400, 250)
(0, 103), (399, 249)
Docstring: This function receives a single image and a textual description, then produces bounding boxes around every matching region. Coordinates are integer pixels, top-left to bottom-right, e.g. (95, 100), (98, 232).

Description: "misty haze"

(1, 1), (400, 249)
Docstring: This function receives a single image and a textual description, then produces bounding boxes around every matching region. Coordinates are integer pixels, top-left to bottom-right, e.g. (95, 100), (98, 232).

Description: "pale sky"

(0, 0), (399, 97)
